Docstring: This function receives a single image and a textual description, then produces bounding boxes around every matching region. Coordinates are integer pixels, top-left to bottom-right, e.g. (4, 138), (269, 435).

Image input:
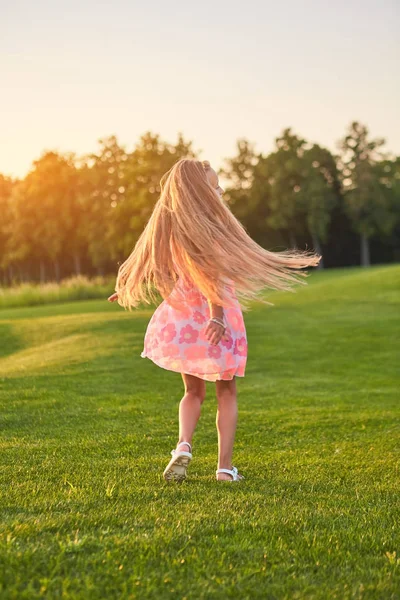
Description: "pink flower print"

(221, 368), (235, 380)
(198, 326), (210, 342)
(233, 337), (247, 357)
(207, 361), (221, 373)
(179, 324), (199, 344)
(184, 346), (208, 360)
(208, 345), (222, 359)
(168, 290), (192, 318)
(225, 352), (236, 369)
(151, 337), (160, 351)
(185, 289), (203, 307)
(159, 323), (177, 343)
(193, 310), (207, 325)
(161, 343), (180, 358)
(221, 331), (233, 350)
(227, 309), (242, 331)
(236, 363), (245, 376)
(179, 305), (193, 319)
(169, 358), (182, 371)
(157, 309), (170, 326)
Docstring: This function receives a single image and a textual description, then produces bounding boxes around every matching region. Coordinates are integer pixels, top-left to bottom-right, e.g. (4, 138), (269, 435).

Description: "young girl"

(108, 159), (321, 482)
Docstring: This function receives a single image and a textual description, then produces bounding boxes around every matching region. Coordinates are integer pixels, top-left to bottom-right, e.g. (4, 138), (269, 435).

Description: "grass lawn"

(0, 265), (399, 599)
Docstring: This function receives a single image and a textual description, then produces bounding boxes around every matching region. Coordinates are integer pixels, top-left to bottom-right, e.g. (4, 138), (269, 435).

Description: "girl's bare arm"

(208, 301), (224, 320)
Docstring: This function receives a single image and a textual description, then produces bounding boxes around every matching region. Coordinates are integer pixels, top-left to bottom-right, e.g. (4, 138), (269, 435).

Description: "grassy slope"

(0, 265), (399, 599)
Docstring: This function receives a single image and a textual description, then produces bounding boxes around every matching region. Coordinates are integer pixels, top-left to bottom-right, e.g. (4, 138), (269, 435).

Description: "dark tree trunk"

(24, 261), (32, 282)
(8, 265), (14, 285)
(40, 261), (46, 283)
(289, 231), (297, 249)
(311, 233), (324, 269)
(54, 259), (61, 282)
(74, 252), (81, 276)
(361, 234), (370, 267)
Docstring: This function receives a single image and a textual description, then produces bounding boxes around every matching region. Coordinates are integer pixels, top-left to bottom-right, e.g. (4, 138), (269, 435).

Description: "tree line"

(0, 121), (399, 285)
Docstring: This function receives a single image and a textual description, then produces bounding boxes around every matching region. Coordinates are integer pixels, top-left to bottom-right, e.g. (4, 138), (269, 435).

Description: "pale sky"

(1, 0), (399, 180)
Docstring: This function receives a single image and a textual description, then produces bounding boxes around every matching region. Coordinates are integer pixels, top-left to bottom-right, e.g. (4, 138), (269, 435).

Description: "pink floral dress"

(140, 273), (247, 382)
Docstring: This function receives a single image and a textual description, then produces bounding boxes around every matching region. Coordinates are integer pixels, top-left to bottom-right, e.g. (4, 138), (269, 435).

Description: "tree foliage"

(0, 123), (398, 284)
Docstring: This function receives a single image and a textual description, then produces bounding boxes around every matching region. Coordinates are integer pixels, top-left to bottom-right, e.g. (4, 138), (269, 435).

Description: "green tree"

(337, 121), (396, 266)
(298, 144), (341, 268)
(112, 131), (197, 260)
(7, 152), (78, 282)
(259, 129), (309, 248)
(218, 139), (268, 243)
(80, 132), (197, 275)
(220, 132), (340, 261)
(79, 136), (130, 275)
(0, 174), (15, 284)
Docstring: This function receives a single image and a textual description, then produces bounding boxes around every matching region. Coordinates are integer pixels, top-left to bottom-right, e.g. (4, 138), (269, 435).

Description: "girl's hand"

(205, 320), (226, 345)
(108, 292), (118, 302)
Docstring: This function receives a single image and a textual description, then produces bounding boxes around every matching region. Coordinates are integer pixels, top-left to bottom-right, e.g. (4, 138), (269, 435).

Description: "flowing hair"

(115, 158), (321, 312)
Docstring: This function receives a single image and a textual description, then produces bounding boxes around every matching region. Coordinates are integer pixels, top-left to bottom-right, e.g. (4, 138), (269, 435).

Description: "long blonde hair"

(115, 158), (321, 312)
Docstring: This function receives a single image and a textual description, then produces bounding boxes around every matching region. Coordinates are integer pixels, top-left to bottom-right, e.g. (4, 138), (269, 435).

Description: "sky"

(1, 0), (399, 181)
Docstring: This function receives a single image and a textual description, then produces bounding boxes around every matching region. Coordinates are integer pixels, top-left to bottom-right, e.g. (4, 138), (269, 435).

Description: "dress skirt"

(140, 276), (247, 382)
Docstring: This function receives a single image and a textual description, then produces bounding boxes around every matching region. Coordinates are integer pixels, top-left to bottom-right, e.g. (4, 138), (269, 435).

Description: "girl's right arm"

(205, 300), (226, 345)
(208, 300), (224, 321)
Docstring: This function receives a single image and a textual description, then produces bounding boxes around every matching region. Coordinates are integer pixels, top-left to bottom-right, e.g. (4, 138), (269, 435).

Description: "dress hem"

(140, 352), (245, 382)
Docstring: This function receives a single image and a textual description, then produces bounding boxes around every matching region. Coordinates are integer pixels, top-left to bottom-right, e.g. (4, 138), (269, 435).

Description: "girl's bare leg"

(215, 377), (242, 480)
(176, 373), (206, 450)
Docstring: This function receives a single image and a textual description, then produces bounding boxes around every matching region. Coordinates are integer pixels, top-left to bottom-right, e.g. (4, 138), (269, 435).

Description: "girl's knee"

(216, 378), (237, 402)
(184, 384), (206, 404)
(182, 374), (206, 403)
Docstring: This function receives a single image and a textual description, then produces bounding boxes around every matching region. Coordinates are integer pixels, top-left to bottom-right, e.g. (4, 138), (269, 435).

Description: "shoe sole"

(163, 455), (192, 482)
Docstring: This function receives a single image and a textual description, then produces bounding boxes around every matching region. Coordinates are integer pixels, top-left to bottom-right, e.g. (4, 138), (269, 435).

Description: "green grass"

(0, 265), (399, 599)
(0, 275), (115, 309)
